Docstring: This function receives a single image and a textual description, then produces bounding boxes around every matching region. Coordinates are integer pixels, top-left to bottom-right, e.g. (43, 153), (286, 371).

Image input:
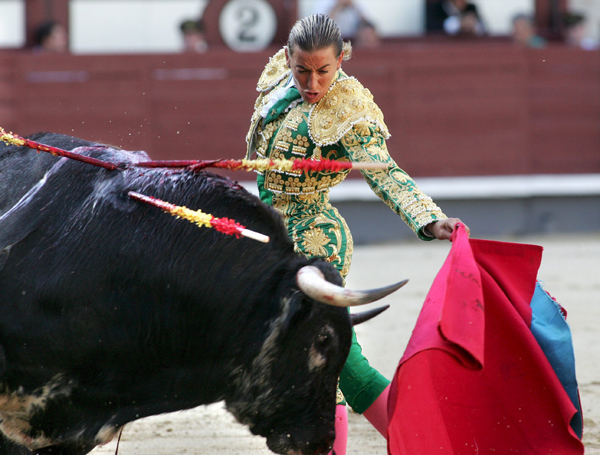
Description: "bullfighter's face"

(286, 45), (343, 104)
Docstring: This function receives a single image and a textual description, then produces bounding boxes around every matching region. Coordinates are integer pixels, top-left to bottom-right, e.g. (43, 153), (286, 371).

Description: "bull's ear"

(350, 305), (390, 326)
(278, 295), (309, 333)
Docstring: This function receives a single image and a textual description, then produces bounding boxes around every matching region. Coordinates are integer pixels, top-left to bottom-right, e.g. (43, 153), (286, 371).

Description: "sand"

(90, 233), (600, 455)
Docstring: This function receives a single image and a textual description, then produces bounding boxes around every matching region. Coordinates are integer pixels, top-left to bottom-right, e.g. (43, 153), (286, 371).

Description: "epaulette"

(256, 48), (290, 92)
(308, 77), (390, 147)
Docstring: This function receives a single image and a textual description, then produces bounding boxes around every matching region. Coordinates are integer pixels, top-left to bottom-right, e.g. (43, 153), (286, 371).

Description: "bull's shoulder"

(0, 133), (63, 218)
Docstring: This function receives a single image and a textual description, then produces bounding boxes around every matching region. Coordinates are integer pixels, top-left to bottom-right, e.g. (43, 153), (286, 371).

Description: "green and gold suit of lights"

(246, 49), (447, 413)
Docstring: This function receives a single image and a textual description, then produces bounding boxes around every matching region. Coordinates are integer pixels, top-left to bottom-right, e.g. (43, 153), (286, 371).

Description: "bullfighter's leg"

(363, 384), (390, 436)
(328, 404), (347, 455)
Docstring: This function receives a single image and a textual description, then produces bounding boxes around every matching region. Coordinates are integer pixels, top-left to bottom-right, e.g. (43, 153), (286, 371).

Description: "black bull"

(0, 133), (402, 455)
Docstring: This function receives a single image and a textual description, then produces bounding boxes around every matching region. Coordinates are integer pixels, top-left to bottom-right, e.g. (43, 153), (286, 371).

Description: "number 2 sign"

(219, 0), (278, 52)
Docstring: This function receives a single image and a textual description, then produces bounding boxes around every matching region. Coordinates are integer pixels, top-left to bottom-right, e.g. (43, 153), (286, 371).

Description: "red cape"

(387, 225), (583, 454)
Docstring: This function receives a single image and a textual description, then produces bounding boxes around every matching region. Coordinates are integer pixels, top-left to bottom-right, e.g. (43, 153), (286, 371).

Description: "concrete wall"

(336, 191), (600, 245)
(571, 0), (600, 40)
(70, 0), (208, 54)
(239, 175), (600, 244)
(0, 1), (26, 48)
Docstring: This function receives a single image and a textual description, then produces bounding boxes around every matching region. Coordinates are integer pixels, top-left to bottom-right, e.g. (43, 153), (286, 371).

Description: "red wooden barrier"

(1, 42), (598, 178)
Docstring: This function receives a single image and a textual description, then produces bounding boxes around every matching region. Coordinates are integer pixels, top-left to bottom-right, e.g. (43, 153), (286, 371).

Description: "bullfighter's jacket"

(246, 48), (448, 414)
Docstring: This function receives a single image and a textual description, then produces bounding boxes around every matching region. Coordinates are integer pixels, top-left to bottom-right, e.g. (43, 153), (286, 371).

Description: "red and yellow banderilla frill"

(128, 191), (270, 243)
(0, 128), (119, 170)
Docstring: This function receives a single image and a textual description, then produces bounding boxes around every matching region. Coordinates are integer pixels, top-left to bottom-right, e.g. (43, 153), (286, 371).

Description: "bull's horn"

(296, 265), (408, 307)
(351, 305), (390, 325)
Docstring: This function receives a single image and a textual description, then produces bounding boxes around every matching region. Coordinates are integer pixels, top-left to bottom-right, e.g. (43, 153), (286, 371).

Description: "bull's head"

(226, 264), (406, 455)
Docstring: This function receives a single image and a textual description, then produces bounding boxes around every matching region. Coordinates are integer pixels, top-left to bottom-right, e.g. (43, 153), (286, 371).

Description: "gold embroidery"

(284, 109), (303, 131)
(252, 52), (445, 248)
(325, 253), (342, 268)
(275, 140), (290, 151)
(301, 227), (329, 257)
(291, 145), (307, 156)
(296, 192), (324, 205)
(256, 48), (290, 92)
(271, 192), (353, 279)
(246, 80), (287, 155)
(264, 171), (347, 194)
(254, 116), (284, 159)
(338, 214), (353, 278)
(336, 387), (345, 405)
(343, 135), (447, 235)
(310, 78), (390, 146)
(366, 144), (388, 160)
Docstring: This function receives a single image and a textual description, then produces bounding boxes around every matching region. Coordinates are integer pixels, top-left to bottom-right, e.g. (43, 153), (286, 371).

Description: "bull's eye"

(317, 334), (330, 349)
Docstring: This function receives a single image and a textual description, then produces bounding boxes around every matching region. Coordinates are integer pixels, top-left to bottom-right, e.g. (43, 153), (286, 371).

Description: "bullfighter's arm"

(340, 122), (447, 241)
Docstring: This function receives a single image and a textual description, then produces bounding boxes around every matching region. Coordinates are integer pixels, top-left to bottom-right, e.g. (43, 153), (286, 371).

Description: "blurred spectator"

(316, 0), (370, 40)
(354, 19), (380, 48)
(512, 14), (547, 48)
(426, 0), (485, 37)
(33, 21), (68, 53)
(563, 12), (599, 50)
(180, 19), (208, 53)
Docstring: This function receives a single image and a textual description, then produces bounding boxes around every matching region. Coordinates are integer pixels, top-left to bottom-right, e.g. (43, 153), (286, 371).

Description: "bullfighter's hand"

(427, 218), (470, 240)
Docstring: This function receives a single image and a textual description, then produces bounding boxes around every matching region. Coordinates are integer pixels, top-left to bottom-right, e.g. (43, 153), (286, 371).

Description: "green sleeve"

(339, 327), (390, 414)
(340, 122), (447, 240)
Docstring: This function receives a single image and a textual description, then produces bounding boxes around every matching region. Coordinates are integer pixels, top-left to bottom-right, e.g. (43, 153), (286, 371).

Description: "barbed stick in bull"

(0, 127), (119, 170)
(136, 157), (390, 172)
(128, 191), (270, 243)
(1, 127), (388, 173)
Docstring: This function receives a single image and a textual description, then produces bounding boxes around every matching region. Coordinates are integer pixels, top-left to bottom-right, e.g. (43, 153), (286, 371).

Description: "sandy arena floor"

(91, 233), (600, 455)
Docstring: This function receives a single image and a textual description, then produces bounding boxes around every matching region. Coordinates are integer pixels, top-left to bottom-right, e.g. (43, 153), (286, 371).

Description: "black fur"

(0, 134), (351, 455)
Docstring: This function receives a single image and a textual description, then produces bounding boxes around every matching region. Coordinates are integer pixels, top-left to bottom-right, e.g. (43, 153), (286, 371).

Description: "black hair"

(287, 14), (352, 60)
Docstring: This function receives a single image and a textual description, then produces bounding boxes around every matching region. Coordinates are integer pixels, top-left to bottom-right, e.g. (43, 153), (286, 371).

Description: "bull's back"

(0, 134), (294, 375)
(0, 133), (96, 217)
(0, 132), (322, 454)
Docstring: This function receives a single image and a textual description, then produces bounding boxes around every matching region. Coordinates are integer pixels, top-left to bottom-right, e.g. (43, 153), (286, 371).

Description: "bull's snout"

(265, 426), (335, 455)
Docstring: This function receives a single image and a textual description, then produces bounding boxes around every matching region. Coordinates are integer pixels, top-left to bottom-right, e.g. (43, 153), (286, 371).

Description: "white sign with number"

(219, 0), (278, 52)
